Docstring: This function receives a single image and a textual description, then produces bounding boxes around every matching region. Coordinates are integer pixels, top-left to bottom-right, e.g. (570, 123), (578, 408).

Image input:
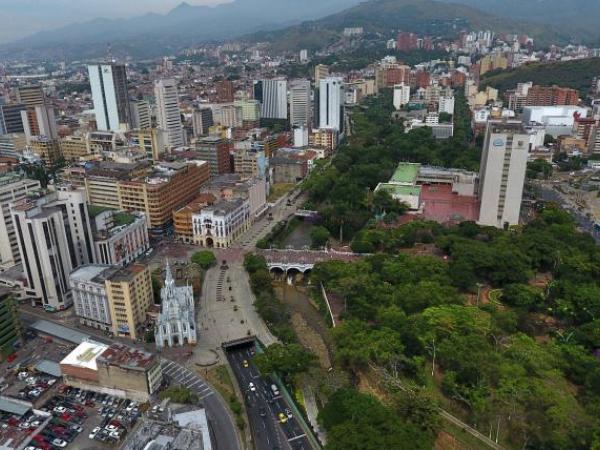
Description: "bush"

(159, 385), (198, 404)
(191, 251), (217, 270)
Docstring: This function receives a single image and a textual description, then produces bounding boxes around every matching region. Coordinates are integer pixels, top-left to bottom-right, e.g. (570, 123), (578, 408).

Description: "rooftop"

(377, 183), (422, 197)
(30, 320), (91, 344)
(390, 163), (421, 185)
(97, 343), (156, 370)
(70, 264), (119, 285)
(60, 341), (109, 371)
(107, 263), (146, 282)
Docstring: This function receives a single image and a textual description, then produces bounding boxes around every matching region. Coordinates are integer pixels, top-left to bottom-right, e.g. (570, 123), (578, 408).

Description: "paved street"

(226, 343), (312, 450)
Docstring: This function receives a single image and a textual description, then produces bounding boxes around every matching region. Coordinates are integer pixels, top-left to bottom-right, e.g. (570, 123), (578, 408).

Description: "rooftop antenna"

(106, 43), (114, 64)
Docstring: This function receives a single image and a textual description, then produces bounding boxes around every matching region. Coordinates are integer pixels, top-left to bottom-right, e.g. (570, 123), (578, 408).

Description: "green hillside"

(246, 0), (567, 52)
(481, 58), (600, 93)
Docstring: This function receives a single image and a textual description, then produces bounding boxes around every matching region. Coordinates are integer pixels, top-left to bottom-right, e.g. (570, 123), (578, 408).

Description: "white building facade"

(192, 198), (250, 248)
(92, 211), (150, 267)
(478, 121), (530, 228)
(155, 263), (196, 349)
(393, 84), (411, 110)
(319, 77), (344, 132)
(88, 64), (130, 132)
(154, 78), (184, 148)
(69, 265), (115, 331)
(289, 79), (312, 127)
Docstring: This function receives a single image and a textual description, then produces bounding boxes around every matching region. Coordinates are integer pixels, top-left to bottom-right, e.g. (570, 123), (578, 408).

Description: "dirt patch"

(355, 368), (388, 403)
(291, 313), (331, 368)
(435, 431), (469, 450)
(530, 272), (553, 288)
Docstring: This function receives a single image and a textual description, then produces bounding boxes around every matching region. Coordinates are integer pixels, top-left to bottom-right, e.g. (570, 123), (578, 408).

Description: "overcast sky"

(0, 0), (228, 43)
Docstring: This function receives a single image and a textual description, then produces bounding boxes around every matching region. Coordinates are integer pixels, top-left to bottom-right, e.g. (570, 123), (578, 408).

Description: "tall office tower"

(16, 85), (45, 108)
(289, 79), (312, 127)
(478, 120), (530, 228)
(393, 84), (411, 110)
(88, 64), (131, 132)
(129, 99), (151, 129)
(319, 77), (344, 132)
(154, 78), (184, 148)
(11, 186), (95, 310)
(254, 79), (288, 120)
(314, 64), (329, 85)
(0, 103), (26, 134)
(192, 107), (214, 137)
(21, 105), (57, 142)
(0, 173), (40, 268)
(215, 80), (234, 103)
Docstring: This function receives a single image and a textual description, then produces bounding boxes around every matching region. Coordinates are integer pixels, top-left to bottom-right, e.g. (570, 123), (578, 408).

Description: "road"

(534, 181), (600, 241)
(19, 310), (241, 450)
(226, 343), (312, 450)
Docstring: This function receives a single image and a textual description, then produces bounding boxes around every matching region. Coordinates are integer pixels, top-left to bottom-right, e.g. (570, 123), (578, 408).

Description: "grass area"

(113, 212), (135, 226)
(88, 204), (115, 218)
(441, 421), (492, 450)
(203, 365), (246, 431)
(268, 183), (295, 202)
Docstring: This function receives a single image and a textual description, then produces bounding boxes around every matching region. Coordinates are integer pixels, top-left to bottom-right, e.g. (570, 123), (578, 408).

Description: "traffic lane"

(227, 348), (287, 450)
(228, 347), (311, 448)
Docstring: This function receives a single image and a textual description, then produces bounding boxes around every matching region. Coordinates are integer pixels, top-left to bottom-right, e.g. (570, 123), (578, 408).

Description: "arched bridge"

(258, 248), (362, 274)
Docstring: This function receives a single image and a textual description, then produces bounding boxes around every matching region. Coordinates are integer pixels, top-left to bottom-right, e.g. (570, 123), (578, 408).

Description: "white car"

(248, 382), (256, 392)
(89, 426), (101, 439)
(106, 424), (118, 431)
(71, 425), (83, 433)
(109, 430), (121, 439)
(53, 406), (67, 414)
(51, 438), (67, 448)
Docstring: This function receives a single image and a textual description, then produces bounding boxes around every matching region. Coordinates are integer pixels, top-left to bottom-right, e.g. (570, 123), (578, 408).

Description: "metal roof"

(34, 359), (62, 378)
(0, 397), (30, 416)
(30, 320), (91, 344)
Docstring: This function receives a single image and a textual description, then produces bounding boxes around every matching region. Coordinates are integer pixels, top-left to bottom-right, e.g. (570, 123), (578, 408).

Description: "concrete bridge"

(258, 248), (362, 274)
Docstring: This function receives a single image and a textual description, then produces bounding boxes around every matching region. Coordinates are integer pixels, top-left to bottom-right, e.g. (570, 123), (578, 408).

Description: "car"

(106, 424), (118, 431)
(270, 384), (280, 396)
(242, 359), (249, 368)
(109, 430), (121, 439)
(278, 412), (287, 423)
(53, 407), (67, 414)
(285, 408), (293, 419)
(89, 427), (101, 439)
(51, 438), (67, 448)
(248, 382), (256, 392)
(70, 425), (83, 433)
(29, 389), (42, 397)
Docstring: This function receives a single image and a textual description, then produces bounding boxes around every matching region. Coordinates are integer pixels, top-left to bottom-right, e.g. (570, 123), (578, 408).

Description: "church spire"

(165, 260), (175, 288)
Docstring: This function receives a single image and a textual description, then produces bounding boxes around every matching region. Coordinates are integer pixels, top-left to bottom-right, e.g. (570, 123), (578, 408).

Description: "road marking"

(288, 434), (306, 442)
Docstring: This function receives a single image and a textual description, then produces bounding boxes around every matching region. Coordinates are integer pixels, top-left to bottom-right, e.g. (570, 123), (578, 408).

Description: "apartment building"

(91, 209), (149, 266)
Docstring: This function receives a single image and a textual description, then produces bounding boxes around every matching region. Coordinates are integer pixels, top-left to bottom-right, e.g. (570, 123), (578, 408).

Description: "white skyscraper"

(88, 64), (130, 132)
(478, 120), (530, 228)
(289, 79), (311, 128)
(319, 77), (344, 132)
(393, 84), (411, 110)
(11, 186), (95, 310)
(154, 79), (184, 148)
(255, 79), (288, 120)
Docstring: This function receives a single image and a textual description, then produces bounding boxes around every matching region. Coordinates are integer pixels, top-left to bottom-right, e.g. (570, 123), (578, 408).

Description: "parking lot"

(35, 387), (142, 450)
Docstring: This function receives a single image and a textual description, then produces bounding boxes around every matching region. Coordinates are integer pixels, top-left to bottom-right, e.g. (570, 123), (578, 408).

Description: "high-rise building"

(91, 210), (149, 267)
(393, 84), (411, 110)
(314, 64), (329, 85)
(30, 136), (62, 165)
(105, 264), (153, 340)
(192, 107), (214, 137)
(0, 288), (22, 360)
(154, 79), (184, 148)
(88, 64), (131, 132)
(129, 99), (151, 129)
(289, 79), (312, 128)
(195, 136), (232, 176)
(16, 85), (45, 108)
(319, 77), (344, 132)
(255, 79), (288, 120)
(525, 85), (579, 107)
(0, 103), (26, 135)
(215, 80), (235, 103)
(21, 105), (57, 142)
(0, 173), (41, 268)
(11, 186), (95, 310)
(478, 120), (530, 228)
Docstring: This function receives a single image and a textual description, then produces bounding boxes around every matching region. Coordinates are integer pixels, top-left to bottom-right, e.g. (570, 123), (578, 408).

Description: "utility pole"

(431, 337), (436, 376)
(476, 283), (483, 306)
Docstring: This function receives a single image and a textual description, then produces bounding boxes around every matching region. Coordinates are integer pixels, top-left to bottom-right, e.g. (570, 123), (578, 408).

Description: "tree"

(393, 389), (441, 433)
(310, 226), (330, 248)
(159, 385), (198, 404)
(191, 251), (217, 270)
(254, 343), (316, 380)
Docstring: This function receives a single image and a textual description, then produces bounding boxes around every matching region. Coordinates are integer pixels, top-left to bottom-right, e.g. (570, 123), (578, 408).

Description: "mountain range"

(0, 0), (592, 60)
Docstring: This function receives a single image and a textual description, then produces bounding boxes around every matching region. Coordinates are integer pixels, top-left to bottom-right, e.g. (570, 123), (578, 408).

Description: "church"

(155, 262), (197, 349)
